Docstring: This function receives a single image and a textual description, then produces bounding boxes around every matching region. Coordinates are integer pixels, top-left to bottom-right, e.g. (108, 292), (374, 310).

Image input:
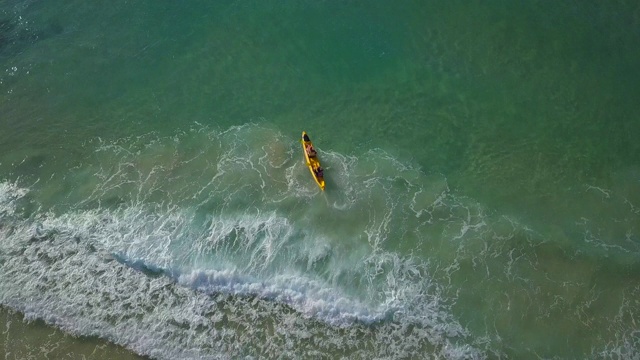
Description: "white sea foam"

(0, 125), (492, 358)
(7, 124), (640, 359)
(0, 177), (482, 359)
(0, 180), (29, 217)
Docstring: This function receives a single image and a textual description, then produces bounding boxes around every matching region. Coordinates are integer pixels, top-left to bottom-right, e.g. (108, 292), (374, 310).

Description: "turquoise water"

(1, 1), (639, 358)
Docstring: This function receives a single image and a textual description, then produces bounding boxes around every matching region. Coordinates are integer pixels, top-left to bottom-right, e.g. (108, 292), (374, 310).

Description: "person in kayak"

(306, 143), (317, 158)
(315, 166), (324, 178)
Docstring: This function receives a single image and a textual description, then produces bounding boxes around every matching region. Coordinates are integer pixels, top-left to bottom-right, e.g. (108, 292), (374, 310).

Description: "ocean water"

(1, 1), (639, 359)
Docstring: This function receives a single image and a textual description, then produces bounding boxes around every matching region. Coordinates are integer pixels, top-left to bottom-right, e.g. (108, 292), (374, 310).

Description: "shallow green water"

(1, 1), (639, 358)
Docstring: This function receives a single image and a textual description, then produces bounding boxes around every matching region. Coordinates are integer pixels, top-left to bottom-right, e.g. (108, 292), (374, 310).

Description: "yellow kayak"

(301, 131), (325, 190)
